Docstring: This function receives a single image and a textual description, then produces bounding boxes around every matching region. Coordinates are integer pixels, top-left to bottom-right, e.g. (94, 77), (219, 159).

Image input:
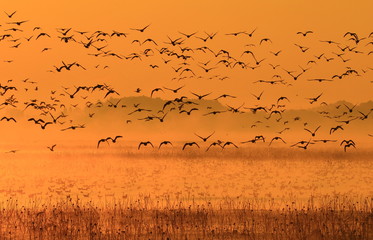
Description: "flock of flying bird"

(0, 11), (372, 153)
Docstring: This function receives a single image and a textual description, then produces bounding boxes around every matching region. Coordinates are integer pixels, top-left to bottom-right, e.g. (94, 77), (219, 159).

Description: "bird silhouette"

(159, 141), (173, 149)
(195, 131), (215, 142)
(39, 122), (53, 130)
(297, 31), (313, 36)
(304, 126), (321, 137)
(269, 137), (286, 146)
(106, 136), (123, 143)
(47, 144), (57, 151)
(222, 141), (238, 149)
(151, 88), (164, 97)
(1, 117), (16, 122)
(306, 93), (323, 104)
(4, 11), (17, 18)
(178, 31), (198, 38)
(97, 138), (109, 148)
(163, 86), (185, 93)
(340, 140), (356, 152)
(206, 142), (223, 151)
(182, 142), (200, 150)
(251, 91), (264, 100)
(138, 141), (154, 150)
(297, 139), (313, 150)
(180, 108), (198, 115)
(190, 92), (212, 100)
(130, 24), (151, 32)
(330, 125), (344, 134)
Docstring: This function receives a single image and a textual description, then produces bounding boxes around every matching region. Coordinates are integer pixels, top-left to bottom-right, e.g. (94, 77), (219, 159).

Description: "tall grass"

(0, 195), (372, 239)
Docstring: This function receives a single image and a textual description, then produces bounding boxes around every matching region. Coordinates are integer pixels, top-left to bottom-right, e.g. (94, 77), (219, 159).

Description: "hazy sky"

(1, 0), (372, 107)
(0, 0), (372, 146)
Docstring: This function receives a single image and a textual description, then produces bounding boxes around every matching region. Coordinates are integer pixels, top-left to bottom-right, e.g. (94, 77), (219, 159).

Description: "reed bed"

(0, 195), (372, 240)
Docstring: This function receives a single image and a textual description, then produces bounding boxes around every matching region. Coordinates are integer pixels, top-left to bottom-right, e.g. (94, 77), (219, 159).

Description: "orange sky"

(0, 0), (372, 146)
(1, 0), (372, 106)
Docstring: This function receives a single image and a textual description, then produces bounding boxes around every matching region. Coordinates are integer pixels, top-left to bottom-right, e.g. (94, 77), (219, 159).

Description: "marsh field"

(0, 144), (372, 239)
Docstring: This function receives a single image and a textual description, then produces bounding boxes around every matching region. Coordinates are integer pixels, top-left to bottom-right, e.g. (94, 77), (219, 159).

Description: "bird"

(163, 86), (185, 93)
(245, 28), (257, 37)
(130, 24), (151, 32)
(290, 140), (310, 147)
(336, 117), (358, 125)
(277, 96), (290, 104)
(61, 125), (85, 131)
(39, 122), (53, 130)
(343, 104), (357, 113)
(150, 88), (164, 97)
(195, 131), (215, 142)
(222, 142), (238, 149)
(251, 91), (264, 100)
(180, 108), (198, 115)
(308, 78), (333, 83)
(1, 117), (16, 122)
(28, 118), (45, 124)
(138, 141), (154, 150)
(106, 135), (123, 143)
(159, 141), (173, 149)
(340, 139), (355, 146)
(215, 94), (236, 100)
(330, 125), (344, 134)
(296, 139), (313, 149)
(97, 138), (109, 148)
(269, 137), (286, 146)
(306, 93), (323, 104)
(304, 126), (321, 137)
(4, 11), (17, 18)
(190, 92), (212, 100)
(270, 50), (282, 56)
(297, 31), (313, 36)
(206, 142), (223, 151)
(178, 31), (198, 38)
(343, 142), (356, 152)
(182, 142), (200, 150)
(260, 38), (272, 45)
(47, 144), (57, 151)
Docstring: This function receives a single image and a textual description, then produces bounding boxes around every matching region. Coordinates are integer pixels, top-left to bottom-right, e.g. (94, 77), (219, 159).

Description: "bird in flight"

(251, 91), (264, 100)
(138, 141), (154, 150)
(150, 88), (164, 98)
(222, 142), (238, 149)
(330, 125), (344, 134)
(97, 136), (122, 148)
(106, 136), (123, 143)
(340, 139), (356, 152)
(195, 131), (215, 142)
(1, 117), (16, 122)
(269, 137), (286, 146)
(190, 92), (212, 100)
(130, 24), (151, 32)
(4, 11), (17, 18)
(306, 93), (323, 104)
(47, 144), (57, 151)
(159, 141), (173, 149)
(97, 138), (109, 148)
(178, 31), (198, 38)
(304, 126), (321, 137)
(182, 142), (200, 150)
(206, 142), (223, 151)
(297, 31), (313, 36)
(163, 86), (184, 93)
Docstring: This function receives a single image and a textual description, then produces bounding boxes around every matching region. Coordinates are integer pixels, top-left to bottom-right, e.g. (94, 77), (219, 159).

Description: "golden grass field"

(0, 145), (372, 239)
